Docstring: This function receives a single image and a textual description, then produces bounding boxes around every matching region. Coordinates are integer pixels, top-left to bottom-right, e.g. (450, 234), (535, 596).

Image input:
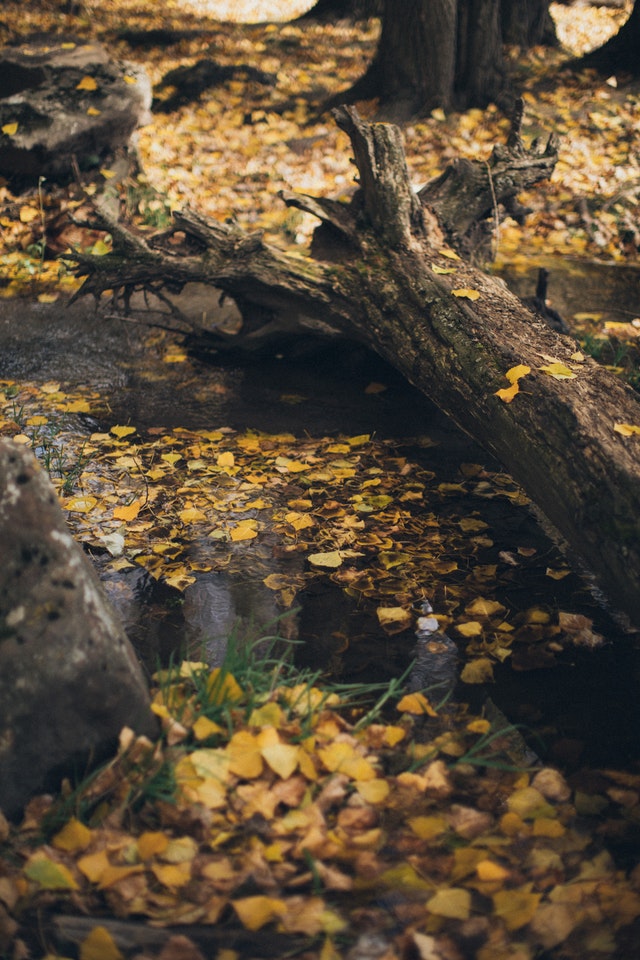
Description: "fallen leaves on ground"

(0, 1), (637, 301)
(1, 663), (640, 959)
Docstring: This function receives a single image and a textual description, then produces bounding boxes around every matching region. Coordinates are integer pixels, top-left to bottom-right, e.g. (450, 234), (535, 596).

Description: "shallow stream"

(1, 270), (640, 778)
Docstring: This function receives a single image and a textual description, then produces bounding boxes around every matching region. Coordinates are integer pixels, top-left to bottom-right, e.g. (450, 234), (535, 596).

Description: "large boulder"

(0, 440), (156, 817)
(0, 36), (151, 189)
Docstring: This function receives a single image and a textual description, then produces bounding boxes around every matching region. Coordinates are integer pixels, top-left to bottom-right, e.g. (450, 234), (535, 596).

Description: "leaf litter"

(2, 375), (640, 957)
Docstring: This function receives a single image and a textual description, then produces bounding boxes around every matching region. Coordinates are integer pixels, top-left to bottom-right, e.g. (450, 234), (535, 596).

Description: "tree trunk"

(333, 0), (508, 117)
(500, 0), (557, 47)
(570, 0), (640, 74)
(70, 106), (640, 631)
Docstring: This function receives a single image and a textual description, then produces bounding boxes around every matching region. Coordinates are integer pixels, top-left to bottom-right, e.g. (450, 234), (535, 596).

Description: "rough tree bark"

(501, 0), (557, 47)
(69, 105), (640, 631)
(333, 0), (508, 117)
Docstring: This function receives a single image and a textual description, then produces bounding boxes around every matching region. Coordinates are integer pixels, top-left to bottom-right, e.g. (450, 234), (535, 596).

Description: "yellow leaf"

(539, 362), (576, 380)
(261, 742), (300, 779)
(532, 818), (566, 838)
(192, 715), (224, 740)
(110, 425), (136, 438)
(573, 312), (602, 322)
(356, 779), (390, 804)
(308, 550), (344, 569)
(460, 658), (494, 684)
(614, 422), (640, 437)
(86, 106), (101, 117)
(206, 668), (243, 705)
(233, 895), (287, 931)
(2, 122), (18, 136)
(217, 451), (235, 467)
(466, 718), (491, 734)
(432, 264), (456, 274)
(318, 741), (376, 780)
(164, 571), (196, 591)
(452, 288), (480, 301)
(162, 835), (198, 864)
(230, 518), (259, 541)
(456, 620), (483, 638)
(383, 725), (406, 746)
(80, 926), (124, 960)
(161, 452), (182, 465)
(113, 501), (141, 521)
(396, 692), (437, 716)
(123, 75), (137, 84)
(495, 382), (520, 403)
(52, 818), (92, 853)
(493, 886), (541, 930)
(476, 859), (510, 882)
(137, 831), (169, 860)
(465, 598), (505, 617)
(227, 730), (263, 778)
(151, 861), (192, 888)
(98, 863), (144, 889)
(24, 853), (79, 890)
(408, 815), (448, 839)
(90, 238), (111, 256)
(438, 248), (461, 260)
(179, 506), (207, 522)
(19, 205), (39, 223)
(376, 606), (412, 634)
(100, 168), (116, 180)
(37, 291), (59, 303)
(495, 364), (530, 403)
(164, 351), (187, 363)
(76, 75), (98, 91)
(65, 495), (98, 513)
(505, 364), (531, 383)
(78, 849), (110, 884)
(426, 887), (471, 920)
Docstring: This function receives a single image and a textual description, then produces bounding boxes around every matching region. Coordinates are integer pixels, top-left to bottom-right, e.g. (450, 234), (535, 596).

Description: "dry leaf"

(452, 288), (480, 300)
(76, 75), (98, 91)
(614, 422), (640, 437)
(539, 362), (576, 379)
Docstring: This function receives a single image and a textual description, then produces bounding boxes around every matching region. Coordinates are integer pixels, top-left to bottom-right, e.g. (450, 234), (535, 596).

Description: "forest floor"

(2, 4), (640, 960)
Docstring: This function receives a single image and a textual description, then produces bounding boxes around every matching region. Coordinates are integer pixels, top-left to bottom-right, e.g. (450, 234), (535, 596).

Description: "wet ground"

(1, 274), (640, 775)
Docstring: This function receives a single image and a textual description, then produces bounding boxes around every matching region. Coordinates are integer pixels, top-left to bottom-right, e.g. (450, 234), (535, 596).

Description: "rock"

(0, 440), (156, 817)
(0, 36), (151, 189)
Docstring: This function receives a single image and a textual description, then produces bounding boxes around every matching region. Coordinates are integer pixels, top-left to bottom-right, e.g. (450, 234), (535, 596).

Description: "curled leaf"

(614, 422), (640, 437)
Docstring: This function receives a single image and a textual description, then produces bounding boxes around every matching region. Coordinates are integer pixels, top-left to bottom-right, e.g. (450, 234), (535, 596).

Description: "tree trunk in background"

(332, 0), (508, 118)
(500, 0), (557, 46)
(571, 0), (640, 74)
(455, 0), (507, 108)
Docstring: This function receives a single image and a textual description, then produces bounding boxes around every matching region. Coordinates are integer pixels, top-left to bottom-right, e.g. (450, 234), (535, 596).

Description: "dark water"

(1, 292), (640, 774)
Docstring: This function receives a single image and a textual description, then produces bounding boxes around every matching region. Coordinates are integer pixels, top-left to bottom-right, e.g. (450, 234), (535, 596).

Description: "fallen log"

(69, 104), (640, 630)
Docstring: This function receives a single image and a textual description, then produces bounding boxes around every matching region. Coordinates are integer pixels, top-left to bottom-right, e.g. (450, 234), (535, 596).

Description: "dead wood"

(68, 104), (640, 630)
